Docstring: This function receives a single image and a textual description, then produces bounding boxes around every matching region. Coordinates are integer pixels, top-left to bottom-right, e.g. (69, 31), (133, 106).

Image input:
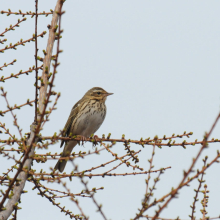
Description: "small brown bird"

(54, 87), (113, 172)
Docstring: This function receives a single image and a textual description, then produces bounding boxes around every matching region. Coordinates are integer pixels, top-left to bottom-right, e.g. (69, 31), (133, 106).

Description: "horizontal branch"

(143, 216), (220, 220)
(1, 135), (220, 148)
(31, 167), (171, 181)
(0, 31), (46, 53)
(0, 148), (105, 159)
(30, 149), (106, 162)
(1, 10), (53, 17)
(40, 135), (220, 148)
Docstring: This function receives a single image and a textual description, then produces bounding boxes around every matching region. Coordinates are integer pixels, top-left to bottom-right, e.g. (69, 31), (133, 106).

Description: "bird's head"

(84, 87), (113, 102)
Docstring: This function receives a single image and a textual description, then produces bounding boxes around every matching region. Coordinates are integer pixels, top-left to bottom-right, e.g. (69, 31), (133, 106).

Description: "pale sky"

(1, 1), (220, 219)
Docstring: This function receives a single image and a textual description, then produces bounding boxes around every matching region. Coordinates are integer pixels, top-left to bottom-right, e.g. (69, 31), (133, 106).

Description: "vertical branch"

(34, 0), (38, 123)
(190, 157), (207, 220)
(12, 208), (17, 220)
(146, 143), (156, 196)
(0, 1), (63, 219)
(201, 184), (209, 219)
(136, 142), (156, 219)
(38, 0), (62, 121)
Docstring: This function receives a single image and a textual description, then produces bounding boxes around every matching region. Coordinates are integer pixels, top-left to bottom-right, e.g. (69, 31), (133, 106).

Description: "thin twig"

(0, 99), (36, 116)
(0, 1), (64, 219)
(0, 31), (46, 53)
(190, 157), (207, 220)
(34, 0), (38, 123)
(0, 59), (17, 71)
(0, 10), (53, 17)
(0, 65), (43, 82)
(151, 113), (220, 220)
(0, 18), (26, 37)
(39, 134), (220, 148)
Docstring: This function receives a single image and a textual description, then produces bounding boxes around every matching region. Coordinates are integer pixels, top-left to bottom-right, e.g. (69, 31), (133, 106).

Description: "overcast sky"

(1, 1), (220, 220)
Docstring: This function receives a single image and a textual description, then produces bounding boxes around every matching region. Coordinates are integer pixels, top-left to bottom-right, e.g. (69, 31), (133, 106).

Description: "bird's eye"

(97, 92), (101, 95)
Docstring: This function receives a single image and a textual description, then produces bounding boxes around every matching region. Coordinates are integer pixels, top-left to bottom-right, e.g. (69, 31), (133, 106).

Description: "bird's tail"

(54, 155), (67, 172)
(54, 141), (77, 172)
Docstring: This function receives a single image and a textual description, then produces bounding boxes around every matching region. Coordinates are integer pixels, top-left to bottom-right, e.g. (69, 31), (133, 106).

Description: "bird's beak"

(105, 92), (113, 96)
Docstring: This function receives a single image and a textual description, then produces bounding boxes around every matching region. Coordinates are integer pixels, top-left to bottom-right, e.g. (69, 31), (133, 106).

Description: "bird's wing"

(60, 100), (81, 148)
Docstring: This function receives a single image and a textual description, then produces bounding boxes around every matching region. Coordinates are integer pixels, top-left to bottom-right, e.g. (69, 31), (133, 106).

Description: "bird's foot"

(77, 135), (87, 146)
(92, 135), (99, 146)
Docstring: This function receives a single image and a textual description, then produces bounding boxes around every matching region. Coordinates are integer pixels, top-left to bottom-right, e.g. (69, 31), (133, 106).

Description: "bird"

(54, 87), (113, 172)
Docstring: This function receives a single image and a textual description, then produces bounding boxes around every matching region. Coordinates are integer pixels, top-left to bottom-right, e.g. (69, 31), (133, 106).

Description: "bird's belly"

(74, 108), (105, 137)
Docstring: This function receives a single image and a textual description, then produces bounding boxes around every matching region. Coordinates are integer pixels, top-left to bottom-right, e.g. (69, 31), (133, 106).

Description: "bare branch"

(0, 31), (46, 53)
(0, 65), (43, 82)
(0, 99), (36, 117)
(0, 1), (64, 219)
(0, 59), (17, 71)
(0, 10), (53, 17)
(151, 113), (220, 220)
(34, 0), (39, 123)
(0, 18), (27, 37)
